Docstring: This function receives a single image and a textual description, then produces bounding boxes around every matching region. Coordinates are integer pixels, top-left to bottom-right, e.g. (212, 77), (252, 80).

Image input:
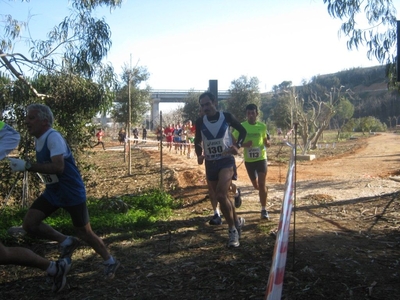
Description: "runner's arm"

(27, 154), (65, 174)
(225, 113), (246, 148)
(0, 122), (20, 160)
(194, 117), (203, 157)
(264, 130), (271, 148)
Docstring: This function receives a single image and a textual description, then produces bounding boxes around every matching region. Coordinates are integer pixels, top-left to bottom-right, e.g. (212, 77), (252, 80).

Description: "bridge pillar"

(151, 98), (160, 129)
(209, 80), (218, 108)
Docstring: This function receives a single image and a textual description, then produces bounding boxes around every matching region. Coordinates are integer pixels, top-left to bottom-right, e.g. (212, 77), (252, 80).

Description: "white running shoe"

(228, 229), (240, 248)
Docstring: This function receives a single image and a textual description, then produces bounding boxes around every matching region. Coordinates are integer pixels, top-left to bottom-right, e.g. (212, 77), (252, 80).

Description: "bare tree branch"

(0, 49), (50, 98)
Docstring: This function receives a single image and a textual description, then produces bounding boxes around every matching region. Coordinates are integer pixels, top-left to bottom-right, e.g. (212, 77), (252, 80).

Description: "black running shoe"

(209, 213), (222, 225)
(234, 188), (242, 208)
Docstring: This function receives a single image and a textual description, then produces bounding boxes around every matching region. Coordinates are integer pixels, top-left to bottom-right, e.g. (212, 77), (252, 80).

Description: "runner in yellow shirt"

(233, 104), (271, 219)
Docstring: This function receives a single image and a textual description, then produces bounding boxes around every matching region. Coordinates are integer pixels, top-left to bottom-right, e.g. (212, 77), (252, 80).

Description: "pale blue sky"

(2, 0), (399, 106)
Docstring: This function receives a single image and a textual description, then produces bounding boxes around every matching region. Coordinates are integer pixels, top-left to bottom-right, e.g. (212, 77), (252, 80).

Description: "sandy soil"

(263, 132), (400, 203)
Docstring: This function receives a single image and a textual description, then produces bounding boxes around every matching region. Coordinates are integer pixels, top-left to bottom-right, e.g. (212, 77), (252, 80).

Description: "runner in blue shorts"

(1, 120), (71, 292)
(195, 92), (247, 248)
(9, 104), (120, 280)
(207, 157), (242, 225)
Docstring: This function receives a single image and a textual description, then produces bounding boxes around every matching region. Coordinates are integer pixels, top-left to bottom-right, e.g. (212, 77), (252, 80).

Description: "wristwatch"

(25, 161), (32, 170)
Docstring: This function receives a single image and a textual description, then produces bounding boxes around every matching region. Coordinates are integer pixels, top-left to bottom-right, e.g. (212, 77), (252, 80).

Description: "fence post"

(160, 111), (163, 190)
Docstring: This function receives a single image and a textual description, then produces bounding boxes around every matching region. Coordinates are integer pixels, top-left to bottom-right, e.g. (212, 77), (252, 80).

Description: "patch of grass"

(0, 207), (28, 242)
(256, 222), (276, 234)
(319, 130), (366, 143)
(0, 189), (180, 244)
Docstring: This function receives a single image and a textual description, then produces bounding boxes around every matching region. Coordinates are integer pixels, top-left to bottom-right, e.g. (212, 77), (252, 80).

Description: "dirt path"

(148, 132), (400, 299)
(161, 132), (400, 210)
(262, 132), (400, 203)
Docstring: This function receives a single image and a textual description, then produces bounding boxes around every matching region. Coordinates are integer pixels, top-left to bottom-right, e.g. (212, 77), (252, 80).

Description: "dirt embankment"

(161, 132), (400, 205)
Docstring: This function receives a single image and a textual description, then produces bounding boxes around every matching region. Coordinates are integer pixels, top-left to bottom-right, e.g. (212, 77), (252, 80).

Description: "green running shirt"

(233, 121), (267, 162)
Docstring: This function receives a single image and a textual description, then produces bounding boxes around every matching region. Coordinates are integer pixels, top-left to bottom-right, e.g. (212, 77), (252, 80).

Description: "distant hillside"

(311, 65), (399, 122)
(260, 65), (400, 128)
(318, 65), (387, 92)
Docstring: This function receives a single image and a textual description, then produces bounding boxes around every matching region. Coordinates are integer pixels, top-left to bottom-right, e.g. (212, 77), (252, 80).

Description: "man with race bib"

(8, 104), (120, 280)
(233, 104), (271, 220)
(194, 92), (247, 247)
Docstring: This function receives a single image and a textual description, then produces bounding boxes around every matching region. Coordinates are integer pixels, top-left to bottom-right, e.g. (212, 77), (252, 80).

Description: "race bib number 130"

(205, 139), (224, 156)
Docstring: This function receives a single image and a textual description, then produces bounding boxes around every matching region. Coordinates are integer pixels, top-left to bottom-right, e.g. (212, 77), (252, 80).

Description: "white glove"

(8, 158), (27, 172)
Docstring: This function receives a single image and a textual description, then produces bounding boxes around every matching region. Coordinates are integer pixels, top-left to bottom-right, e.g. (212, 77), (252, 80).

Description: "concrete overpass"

(150, 89), (230, 125)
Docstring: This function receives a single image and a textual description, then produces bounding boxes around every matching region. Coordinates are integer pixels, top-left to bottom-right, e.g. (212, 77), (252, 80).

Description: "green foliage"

(336, 97), (354, 121)
(262, 66), (400, 131)
(323, 0), (400, 92)
(1, 0), (123, 80)
(2, 72), (114, 147)
(0, 72), (117, 205)
(332, 97), (355, 136)
(0, 189), (180, 243)
(338, 132), (353, 139)
(259, 92), (274, 122)
(323, 0), (396, 64)
(1, 1), (124, 203)
(182, 90), (202, 123)
(331, 66), (386, 87)
(270, 94), (292, 130)
(341, 118), (358, 132)
(264, 119), (277, 136)
(0, 206), (28, 243)
(352, 116), (387, 133)
(111, 65), (151, 126)
(272, 81), (292, 93)
(227, 75), (261, 121)
(265, 82), (298, 131)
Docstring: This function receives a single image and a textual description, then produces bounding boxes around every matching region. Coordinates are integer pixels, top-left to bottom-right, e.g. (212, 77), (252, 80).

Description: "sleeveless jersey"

(37, 130), (86, 207)
(234, 121), (267, 162)
(201, 112), (233, 160)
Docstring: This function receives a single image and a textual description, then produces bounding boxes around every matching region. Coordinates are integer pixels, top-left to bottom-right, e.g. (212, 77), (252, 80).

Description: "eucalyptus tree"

(332, 97), (355, 139)
(1, 0), (123, 133)
(0, 71), (116, 205)
(1, 0), (122, 89)
(111, 65), (151, 128)
(182, 90), (202, 123)
(227, 75), (261, 122)
(259, 92), (274, 123)
(323, 0), (398, 85)
(1, 1), (124, 203)
(269, 90), (292, 131)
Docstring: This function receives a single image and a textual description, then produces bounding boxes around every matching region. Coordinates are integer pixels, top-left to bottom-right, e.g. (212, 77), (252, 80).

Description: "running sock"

(60, 236), (73, 247)
(234, 219), (240, 228)
(104, 256), (115, 264)
(261, 206), (266, 211)
(214, 210), (220, 216)
(46, 261), (57, 276)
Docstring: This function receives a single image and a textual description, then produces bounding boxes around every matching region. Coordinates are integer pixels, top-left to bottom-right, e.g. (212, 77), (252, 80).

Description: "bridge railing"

(150, 89), (230, 94)
(150, 90), (230, 99)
